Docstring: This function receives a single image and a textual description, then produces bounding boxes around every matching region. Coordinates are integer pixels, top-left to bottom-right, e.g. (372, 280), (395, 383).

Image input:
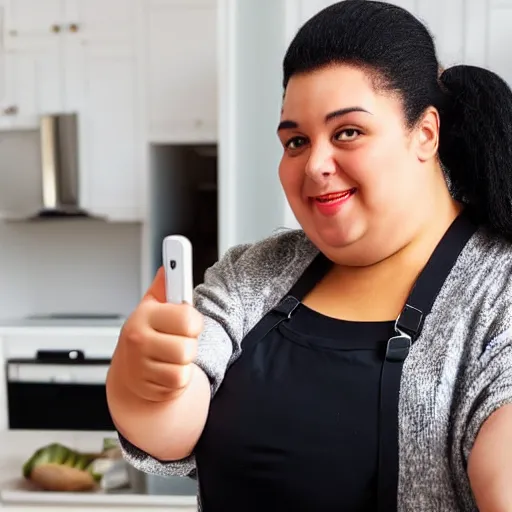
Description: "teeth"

(316, 190), (352, 203)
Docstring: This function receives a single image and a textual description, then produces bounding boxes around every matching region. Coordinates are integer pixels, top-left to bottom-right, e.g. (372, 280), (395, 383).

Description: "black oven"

(6, 349), (114, 431)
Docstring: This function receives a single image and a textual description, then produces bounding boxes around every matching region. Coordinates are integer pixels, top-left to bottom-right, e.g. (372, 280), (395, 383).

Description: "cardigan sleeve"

(461, 325), (512, 460)
(115, 229), (316, 478)
(117, 241), (253, 477)
(446, 315), (512, 512)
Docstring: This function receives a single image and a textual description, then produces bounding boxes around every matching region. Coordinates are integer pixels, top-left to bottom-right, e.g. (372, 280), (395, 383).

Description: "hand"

(116, 267), (203, 402)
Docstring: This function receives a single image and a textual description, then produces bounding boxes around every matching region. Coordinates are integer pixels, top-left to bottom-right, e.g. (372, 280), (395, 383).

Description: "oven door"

(6, 350), (114, 431)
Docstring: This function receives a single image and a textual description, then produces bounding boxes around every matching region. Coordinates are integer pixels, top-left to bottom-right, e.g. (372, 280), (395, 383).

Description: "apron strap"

(377, 211), (478, 511)
(286, 252), (332, 300)
(241, 253), (332, 350)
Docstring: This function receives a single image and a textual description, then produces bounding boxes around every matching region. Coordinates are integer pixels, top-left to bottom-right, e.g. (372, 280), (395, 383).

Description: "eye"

(285, 136), (308, 150)
(335, 128), (361, 142)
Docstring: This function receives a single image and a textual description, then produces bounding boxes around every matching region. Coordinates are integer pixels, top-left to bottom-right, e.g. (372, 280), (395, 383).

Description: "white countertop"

(0, 317), (125, 336)
(0, 429), (197, 510)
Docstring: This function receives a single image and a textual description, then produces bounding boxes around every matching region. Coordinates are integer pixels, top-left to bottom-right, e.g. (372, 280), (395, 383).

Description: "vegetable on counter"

(22, 441), (120, 492)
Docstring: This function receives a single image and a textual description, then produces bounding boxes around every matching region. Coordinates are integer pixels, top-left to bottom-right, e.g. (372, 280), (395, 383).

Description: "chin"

(305, 222), (365, 252)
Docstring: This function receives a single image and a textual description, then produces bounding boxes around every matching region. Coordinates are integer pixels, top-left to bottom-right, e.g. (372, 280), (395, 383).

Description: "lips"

(310, 188), (356, 217)
(313, 189), (356, 203)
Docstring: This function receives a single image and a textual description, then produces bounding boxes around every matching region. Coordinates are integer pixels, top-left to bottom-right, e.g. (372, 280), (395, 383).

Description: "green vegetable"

(102, 438), (119, 451)
(22, 443), (99, 479)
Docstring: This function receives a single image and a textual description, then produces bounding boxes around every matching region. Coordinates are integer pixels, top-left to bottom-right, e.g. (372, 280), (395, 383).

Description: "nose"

(305, 141), (337, 180)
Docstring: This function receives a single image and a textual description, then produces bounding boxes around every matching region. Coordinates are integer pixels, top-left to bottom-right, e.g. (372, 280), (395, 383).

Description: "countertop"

(0, 316), (125, 336)
(0, 429), (197, 510)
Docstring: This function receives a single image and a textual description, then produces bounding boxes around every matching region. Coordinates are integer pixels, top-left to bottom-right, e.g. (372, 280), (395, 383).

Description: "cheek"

(279, 158), (303, 199)
(349, 144), (413, 210)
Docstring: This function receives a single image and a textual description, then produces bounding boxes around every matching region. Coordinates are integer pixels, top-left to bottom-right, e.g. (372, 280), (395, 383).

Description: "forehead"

(281, 64), (399, 120)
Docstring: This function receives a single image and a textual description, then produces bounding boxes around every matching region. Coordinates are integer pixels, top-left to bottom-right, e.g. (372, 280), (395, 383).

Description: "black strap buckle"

(395, 303), (423, 340)
(273, 296), (300, 318)
(385, 334), (411, 362)
(385, 303), (421, 362)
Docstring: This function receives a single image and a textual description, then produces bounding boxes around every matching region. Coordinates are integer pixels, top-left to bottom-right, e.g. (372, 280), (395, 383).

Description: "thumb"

(143, 266), (166, 303)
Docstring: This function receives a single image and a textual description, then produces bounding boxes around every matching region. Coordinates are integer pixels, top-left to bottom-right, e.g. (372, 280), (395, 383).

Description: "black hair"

(283, 0), (512, 241)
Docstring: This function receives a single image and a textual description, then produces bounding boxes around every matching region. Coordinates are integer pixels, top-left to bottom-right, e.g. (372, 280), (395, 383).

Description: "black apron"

(196, 212), (477, 511)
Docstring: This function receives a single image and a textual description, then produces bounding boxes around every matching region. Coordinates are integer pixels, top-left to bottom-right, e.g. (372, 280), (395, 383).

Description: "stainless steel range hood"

(0, 113), (101, 221)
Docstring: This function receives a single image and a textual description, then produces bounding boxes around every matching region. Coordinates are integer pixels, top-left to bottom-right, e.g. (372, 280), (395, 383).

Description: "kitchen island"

(0, 429), (197, 511)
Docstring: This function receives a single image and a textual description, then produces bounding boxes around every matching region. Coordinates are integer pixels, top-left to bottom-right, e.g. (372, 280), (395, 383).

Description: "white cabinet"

(0, 0), (143, 221)
(60, 0), (142, 221)
(0, 0), (64, 129)
(65, 42), (141, 221)
(3, 0), (63, 38)
(146, 0), (217, 143)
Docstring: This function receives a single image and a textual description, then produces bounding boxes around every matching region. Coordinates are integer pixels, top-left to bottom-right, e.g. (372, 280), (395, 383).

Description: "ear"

(414, 107), (440, 162)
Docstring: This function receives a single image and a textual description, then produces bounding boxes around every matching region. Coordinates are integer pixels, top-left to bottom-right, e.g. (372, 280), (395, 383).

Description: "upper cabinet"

(60, 0), (142, 221)
(146, 0), (217, 143)
(0, 0), (143, 221)
(0, 0), (218, 222)
(0, 0), (64, 129)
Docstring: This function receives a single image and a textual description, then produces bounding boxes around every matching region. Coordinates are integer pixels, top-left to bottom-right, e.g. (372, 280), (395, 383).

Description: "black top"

(195, 303), (395, 511)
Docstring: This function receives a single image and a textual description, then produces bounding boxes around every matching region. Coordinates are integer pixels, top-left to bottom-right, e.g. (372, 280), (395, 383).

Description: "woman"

(106, 1), (512, 510)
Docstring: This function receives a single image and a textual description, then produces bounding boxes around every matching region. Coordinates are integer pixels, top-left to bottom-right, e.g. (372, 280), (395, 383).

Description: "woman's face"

(278, 64), (440, 266)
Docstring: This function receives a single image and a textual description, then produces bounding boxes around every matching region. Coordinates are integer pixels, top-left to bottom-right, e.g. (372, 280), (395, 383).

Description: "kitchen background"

(0, 0), (509, 510)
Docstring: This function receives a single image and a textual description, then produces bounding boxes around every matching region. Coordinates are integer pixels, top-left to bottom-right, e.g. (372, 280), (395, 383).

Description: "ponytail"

(438, 65), (512, 240)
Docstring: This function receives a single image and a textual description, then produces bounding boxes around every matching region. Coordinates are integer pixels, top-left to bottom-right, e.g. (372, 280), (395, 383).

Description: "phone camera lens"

(170, 260), (177, 270)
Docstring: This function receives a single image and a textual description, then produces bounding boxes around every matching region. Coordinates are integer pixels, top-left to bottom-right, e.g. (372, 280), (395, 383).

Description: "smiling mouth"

(314, 189), (356, 203)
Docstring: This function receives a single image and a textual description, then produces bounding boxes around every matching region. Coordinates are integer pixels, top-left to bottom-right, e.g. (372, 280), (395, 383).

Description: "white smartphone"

(162, 235), (194, 304)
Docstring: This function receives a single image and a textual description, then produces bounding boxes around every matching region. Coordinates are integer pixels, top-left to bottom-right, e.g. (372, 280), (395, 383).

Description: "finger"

(143, 266), (166, 303)
(136, 381), (179, 403)
(144, 360), (193, 390)
(148, 302), (203, 338)
(143, 330), (197, 365)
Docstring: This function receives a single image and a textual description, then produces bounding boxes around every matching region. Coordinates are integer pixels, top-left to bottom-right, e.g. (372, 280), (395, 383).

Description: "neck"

(329, 177), (462, 315)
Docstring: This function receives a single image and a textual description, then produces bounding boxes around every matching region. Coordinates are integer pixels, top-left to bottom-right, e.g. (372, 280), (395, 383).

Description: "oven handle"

(7, 363), (110, 384)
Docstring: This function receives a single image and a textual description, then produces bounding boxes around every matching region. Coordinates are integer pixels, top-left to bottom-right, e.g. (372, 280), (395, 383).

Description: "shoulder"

(206, 228), (318, 292)
(455, 228), (512, 338)
(225, 228), (318, 273)
(196, 228), (319, 323)
(468, 229), (512, 299)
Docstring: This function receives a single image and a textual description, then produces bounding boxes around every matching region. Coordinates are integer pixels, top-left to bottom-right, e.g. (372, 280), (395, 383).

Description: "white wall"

(0, 109), (142, 321)
(0, 220), (141, 320)
(218, 0), (299, 256)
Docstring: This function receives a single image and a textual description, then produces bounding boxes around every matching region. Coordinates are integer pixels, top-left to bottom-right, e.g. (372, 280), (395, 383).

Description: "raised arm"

(107, 243), (251, 473)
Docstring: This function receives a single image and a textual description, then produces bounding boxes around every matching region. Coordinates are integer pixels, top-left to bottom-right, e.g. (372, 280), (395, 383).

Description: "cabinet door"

(0, 4), (13, 129)
(63, 41), (141, 221)
(0, 0), (65, 129)
(1, 40), (63, 129)
(60, 0), (142, 221)
(3, 0), (64, 43)
(64, 0), (135, 43)
(147, 0), (217, 143)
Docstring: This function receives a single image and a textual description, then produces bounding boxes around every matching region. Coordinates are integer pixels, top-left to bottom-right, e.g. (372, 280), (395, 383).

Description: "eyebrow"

(277, 106), (372, 132)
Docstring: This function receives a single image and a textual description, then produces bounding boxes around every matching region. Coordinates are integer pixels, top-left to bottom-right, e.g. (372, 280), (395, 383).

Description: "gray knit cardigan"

(119, 226), (512, 511)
